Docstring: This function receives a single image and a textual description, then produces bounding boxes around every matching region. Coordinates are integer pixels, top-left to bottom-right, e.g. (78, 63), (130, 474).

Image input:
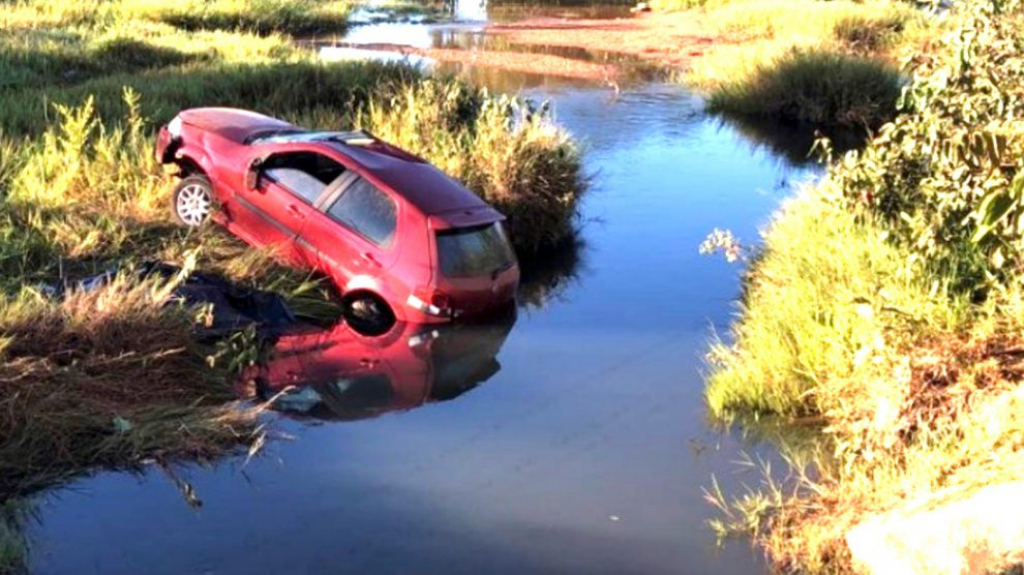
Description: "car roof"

(177, 108), (500, 219)
(318, 140), (498, 218)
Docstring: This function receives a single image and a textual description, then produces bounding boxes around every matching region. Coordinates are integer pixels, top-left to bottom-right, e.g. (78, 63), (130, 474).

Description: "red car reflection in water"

(237, 311), (516, 421)
(156, 108), (520, 334)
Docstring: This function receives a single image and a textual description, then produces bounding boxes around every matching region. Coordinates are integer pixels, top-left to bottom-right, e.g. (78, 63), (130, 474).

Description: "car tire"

(172, 175), (215, 227)
(343, 293), (396, 336)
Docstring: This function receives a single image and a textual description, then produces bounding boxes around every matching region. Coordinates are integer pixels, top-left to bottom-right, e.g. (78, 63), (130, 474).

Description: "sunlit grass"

(704, 2), (1024, 571)
(704, 185), (1024, 572)
(706, 186), (970, 418)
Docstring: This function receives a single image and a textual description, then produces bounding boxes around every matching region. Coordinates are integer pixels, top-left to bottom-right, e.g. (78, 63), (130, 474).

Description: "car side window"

(262, 152), (345, 204)
(326, 177), (397, 247)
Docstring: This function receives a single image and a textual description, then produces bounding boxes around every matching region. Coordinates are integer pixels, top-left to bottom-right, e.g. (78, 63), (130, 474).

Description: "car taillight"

(407, 287), (451, 317)
(430, 292), (450, 310)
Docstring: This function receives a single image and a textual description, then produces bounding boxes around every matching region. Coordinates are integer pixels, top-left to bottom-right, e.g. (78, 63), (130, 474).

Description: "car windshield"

(436, 223), (515, 278)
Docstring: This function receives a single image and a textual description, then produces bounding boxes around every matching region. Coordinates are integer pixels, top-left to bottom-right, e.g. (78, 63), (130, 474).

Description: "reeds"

(706, 49), (903, 129)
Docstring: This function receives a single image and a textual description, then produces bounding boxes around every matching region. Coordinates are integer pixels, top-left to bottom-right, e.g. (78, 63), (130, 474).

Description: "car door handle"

(286, 204), (303, 218)
(358, 252), (380, 267)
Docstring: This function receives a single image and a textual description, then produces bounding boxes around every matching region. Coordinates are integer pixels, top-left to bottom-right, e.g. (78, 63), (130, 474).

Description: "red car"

(156, 108), (520, 333)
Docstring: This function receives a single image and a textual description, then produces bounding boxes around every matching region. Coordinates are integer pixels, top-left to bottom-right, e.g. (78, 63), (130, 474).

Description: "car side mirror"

(245, 157), (264, 190)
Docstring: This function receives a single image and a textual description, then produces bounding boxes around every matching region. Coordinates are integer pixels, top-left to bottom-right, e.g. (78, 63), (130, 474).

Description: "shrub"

(831, 3), (1024, 290)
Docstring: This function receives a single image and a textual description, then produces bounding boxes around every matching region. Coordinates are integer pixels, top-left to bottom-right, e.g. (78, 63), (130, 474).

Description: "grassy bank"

(705, 0), (1024, 571)
(681, 0), (932, 130)
(0, 274), (260, 499)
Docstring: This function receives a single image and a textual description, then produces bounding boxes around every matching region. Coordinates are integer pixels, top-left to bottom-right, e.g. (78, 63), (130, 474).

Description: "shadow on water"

(239, 313), (518, 423)
(716, 112), (870, 167)
(516, 235), (586, 309)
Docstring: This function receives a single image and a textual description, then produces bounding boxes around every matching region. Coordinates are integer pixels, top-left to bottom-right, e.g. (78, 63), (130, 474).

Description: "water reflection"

(517, 236), (586, 309)
(240, 313), (517, 422)
(716, 113), (868, 167)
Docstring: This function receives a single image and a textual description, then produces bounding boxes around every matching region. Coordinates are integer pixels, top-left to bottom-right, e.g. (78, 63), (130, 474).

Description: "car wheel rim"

(177, 184), (211, 226)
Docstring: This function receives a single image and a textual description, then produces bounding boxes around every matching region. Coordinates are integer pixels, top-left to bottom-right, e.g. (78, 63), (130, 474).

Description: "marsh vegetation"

(705, 0), (1024, 571)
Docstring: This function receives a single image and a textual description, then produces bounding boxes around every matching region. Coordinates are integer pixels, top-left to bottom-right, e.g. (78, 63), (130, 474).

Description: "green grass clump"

(706, 188), (967, 418)
(707, 49), (903, 129)
(684, 0), (928, 130)
(137, 0), (355, 36)
(833, 11), (912, 53)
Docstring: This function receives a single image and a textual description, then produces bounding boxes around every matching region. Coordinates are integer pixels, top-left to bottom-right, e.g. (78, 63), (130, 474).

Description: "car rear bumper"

(404, 284), (518, 325)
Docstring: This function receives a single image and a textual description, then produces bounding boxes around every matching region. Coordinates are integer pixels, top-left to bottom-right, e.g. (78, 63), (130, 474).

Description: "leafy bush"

(831, 1), (1024, 289)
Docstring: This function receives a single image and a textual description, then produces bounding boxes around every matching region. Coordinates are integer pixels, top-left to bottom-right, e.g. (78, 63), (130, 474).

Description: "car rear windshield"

(436, 222), (515, 278)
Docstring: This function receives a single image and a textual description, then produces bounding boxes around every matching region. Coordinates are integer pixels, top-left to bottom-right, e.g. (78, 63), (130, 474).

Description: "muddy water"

(25, 11), (819, 575)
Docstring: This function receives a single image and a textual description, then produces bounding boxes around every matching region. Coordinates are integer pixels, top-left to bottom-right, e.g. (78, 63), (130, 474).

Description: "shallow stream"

(25, 6), (822, 574)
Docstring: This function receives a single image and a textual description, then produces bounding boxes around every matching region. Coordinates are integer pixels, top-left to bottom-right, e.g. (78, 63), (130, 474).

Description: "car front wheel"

(172, 175), (214, 227)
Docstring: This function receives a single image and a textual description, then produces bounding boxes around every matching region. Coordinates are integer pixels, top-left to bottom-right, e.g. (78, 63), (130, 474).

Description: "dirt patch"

(487, 13), (719, 70)
(340, 42), (620, 81)
(335, 12), (719, 82)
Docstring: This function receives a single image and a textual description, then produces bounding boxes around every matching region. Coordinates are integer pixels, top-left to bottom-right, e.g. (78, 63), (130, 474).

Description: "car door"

(298, 174), (401, 290)
(233, 151), (344, 266)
